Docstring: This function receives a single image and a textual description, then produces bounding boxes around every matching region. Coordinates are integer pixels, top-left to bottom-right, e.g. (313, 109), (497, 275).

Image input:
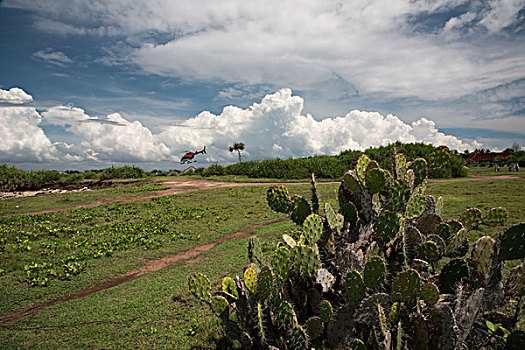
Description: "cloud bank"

(1, 87), (481, 168)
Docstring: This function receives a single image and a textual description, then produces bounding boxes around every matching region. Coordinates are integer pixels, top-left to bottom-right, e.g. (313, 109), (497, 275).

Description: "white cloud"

(0, 87), (33, 104)
(0, 87), (502, 167)
(0, 105), (60, 162)
(41, 106), (173, 162)
(479, 0), (525, 32)
(8, 1), (525, 103)
(32, 49), (72, 66)
(159, 89), (481, 163)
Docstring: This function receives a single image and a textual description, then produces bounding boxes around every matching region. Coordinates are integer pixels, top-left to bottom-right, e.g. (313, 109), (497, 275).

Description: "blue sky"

(1, 0), (524, 170)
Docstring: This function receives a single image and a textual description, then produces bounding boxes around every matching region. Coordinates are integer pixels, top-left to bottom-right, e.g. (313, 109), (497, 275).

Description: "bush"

(202, 164), (226, 177)
(100, 165), (146, 180)
(223, 143), (467, 180)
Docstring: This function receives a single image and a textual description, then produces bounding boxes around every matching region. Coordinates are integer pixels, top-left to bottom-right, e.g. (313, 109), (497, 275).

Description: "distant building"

(463, 151), (513, 165)
(181, 166), (196, 174)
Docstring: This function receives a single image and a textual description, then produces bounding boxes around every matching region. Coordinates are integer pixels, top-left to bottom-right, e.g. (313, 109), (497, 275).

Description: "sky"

(0, 0), (524, 171)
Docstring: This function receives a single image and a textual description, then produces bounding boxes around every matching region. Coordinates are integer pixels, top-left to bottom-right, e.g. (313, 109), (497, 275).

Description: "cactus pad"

(435, 223), (452, 242)
(445, 228), (467, 256)
(389, 179), (411, 211)
(499, 223), (525, 260)
(345, 270), (366, 308)
(389, 302), (400, 326)
(483, 207), (509, 226)
(291, 195), (312, 225)
(341, 201), (359, 228)
(211, 295), (229, 316)
(357, 154), (371, 185)
(272, 246), (292, 282)
(471, 236), (495, 276)
(316, 268), (336, 292)
(378, 304), (388, 337)
(405, 226), (424, 260)
(303, 214), (323, 245)
(392, 269), (421, 302)
(447, 219), (464, 235)
(395, 153), (407, 179)
(408, 158), (428, 188)
(364, 256), (386, 288)
(266, 185), (293, 213)
(439, 258), (469, 294)
(243, 266), (258, 294)
(344, 170), (362, 193)
(506, 261), (525, 297)
(405, 169), (415, 189)
(257, 302), (266, 343)
(418, 241), (440, 262)
(404, 194), (427, 219)
(273, 298), (296, 329)
(416, 214), (442, 234)
(221, 276), (238, 299)
(257, 265), (274, 302)
(188, 272), (212, 303)
(320, 300), (333, 323)
(282, 234), (297, 248)
(305, 316), (323, 339)
(248, 236), (263, 265)
(292, 245), (320, 278)
(350, 338), (367, 350)
(289, 325), (308, 350)
(375, 210), (403, 244)
(366, 168), (388, 195)
(426, 234), (446, 254)
(435, 196), (444, 216)
(419, 282), (439, 305)
(460, 208), (483, 230)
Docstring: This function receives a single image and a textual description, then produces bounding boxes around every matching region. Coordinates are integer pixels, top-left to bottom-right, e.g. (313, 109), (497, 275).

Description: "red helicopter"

(180, 146), (206, 164)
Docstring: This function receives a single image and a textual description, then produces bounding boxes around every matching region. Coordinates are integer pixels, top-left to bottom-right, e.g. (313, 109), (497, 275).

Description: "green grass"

(0, 178), (523, 348)
(467, 166), (525, 178)
(0, 179), (176, 216)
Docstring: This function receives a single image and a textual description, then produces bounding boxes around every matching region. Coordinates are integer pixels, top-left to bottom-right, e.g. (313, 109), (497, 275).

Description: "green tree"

(229, 142), (245, 162)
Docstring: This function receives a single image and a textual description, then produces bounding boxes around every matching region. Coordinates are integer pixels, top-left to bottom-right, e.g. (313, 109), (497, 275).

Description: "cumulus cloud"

(0, 86), (487, 167)
(0, 105), (60, 162)
(41, 106), (173, 162)
(0, 87), (33, 104)
(159, 89), (481, 162)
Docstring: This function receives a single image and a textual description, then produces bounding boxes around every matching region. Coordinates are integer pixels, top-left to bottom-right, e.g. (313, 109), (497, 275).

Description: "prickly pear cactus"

(303, 214), (323, 246)
(188, 149), (523, 349)
(345, 270), (366, 308)
(188, 272), (211, 303)
(391, 269), (421, 302)
(363, 256), (386, 288)
(266, 185), (293, 213)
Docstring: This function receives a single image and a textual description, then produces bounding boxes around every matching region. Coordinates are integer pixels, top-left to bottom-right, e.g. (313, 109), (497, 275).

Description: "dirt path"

(0, 217), (290, 326)
(5, 178), (338, 217)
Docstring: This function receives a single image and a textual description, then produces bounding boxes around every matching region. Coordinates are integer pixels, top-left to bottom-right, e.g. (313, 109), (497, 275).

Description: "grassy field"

(0, 179), (174, 216)
(0, 177), (523, 348)
(467, 166), (525, 178)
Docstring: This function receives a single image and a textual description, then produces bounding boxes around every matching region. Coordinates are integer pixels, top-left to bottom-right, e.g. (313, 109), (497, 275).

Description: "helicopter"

(180, 146), (206, 164)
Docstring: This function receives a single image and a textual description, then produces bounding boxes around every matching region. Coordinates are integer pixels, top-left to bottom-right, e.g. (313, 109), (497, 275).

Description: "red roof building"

(463, 151), (513, 164)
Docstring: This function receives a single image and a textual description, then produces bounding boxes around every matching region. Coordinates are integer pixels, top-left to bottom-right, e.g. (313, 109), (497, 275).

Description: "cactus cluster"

(188, 147), (524, 349)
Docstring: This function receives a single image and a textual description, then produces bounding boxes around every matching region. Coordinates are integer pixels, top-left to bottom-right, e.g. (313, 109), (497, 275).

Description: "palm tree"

(229, 142), (245, 162)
